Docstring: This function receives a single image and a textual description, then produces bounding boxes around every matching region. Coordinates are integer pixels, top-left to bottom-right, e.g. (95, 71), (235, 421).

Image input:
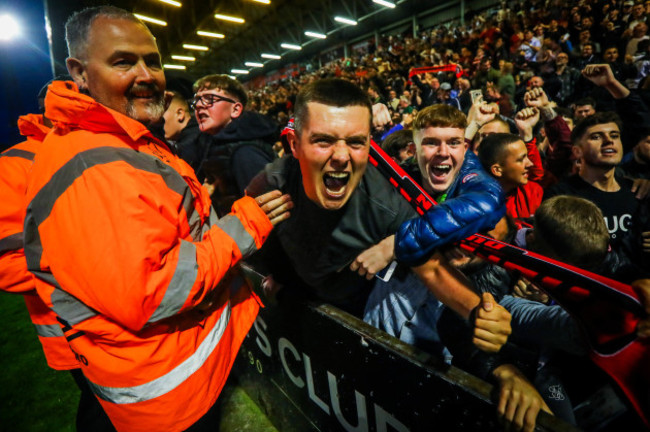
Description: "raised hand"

(468, 100), (499, 125)
(255, 190), (293, 226)
(523, 87), (549, 108)
(472, 292), (512, 353)
(581, 64), (616, 87)
(514, 107), (541, 142)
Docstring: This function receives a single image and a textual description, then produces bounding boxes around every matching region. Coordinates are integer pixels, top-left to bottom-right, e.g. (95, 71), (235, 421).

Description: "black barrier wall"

(234, 266), (578, 432)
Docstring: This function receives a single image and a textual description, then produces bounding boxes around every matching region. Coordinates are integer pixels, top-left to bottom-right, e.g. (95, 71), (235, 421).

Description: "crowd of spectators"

(128, 0), (650, 428)
(4, 1), (649, 430)
(245, 0), (650, 129)
(215, 0), (650, 429)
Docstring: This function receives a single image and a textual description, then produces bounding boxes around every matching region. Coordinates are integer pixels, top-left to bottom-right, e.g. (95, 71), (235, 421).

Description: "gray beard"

(126, 97), (165, 126)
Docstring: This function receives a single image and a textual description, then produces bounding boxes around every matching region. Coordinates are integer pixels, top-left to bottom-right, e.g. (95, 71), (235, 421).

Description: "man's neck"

(424, 184), (449, 202)
(501, 181), (518, 194)
(579, 165), (620, 192)
(556, 64), (567, 74)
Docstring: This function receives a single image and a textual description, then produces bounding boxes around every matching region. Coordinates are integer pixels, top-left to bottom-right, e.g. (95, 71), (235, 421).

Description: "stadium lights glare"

(281, 43), (301, 50)
(305, 31), (326, 39)
(197, 30), (224, 38)
(373, 0), (396, 8)
(134, 14), (167, 26)
(252, 0), (271, 4)
(245, 62), (264, 67)
(231, 69), (249, 74)
(164, 64), (186, 70)
(0, 14), (20, 41)
(183, 44), (209, 51)
(261, 53), (281, 59)
(215, 14), (245, 23)
(157, 0), (182, 7)
(171, 55), (196, 61)
(334, 16), (357, 25)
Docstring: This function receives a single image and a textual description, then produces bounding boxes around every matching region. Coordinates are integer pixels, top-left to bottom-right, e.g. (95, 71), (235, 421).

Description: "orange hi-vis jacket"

(23, 82), (272, 432)
(0, 113), (79, 370)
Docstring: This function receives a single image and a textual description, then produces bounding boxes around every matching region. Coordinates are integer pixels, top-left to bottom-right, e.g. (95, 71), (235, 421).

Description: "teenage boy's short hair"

(413, 104), (467, 131)
(293, 78), (372, 134)
(478, 133), (523, 169)
(571, 111), (622, 145)
(193, 74), (248, 107)
(382, 129), (414, 158)
(531, 196), (610, 270)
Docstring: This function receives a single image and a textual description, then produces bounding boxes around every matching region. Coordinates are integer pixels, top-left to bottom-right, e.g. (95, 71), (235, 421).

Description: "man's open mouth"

(430, 164), (451, 178)
(602, 148), (617, 155)
(130, 89), (160, 100)
(323, 172), (350, 196)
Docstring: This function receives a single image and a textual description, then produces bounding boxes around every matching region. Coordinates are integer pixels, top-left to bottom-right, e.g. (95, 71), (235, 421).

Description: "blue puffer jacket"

(395, 151), (505, 266)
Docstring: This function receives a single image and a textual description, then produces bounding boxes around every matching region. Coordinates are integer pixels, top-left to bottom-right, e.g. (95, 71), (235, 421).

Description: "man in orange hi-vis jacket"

(0, 112), (76, 369)
(22, 6), (292, 432)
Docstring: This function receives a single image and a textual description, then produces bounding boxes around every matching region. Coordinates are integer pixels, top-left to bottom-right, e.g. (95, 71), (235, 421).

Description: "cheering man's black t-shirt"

(544, 175), (639, 241)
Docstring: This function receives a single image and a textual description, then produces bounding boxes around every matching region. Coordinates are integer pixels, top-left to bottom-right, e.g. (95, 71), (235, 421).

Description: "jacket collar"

(45, 81), (158, 143)
(447, 150), (481, 197)
(17, 113), (50, 141)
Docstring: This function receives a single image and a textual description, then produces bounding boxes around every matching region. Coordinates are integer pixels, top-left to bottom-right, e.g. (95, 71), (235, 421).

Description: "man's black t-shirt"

(544, 175), (639, 243)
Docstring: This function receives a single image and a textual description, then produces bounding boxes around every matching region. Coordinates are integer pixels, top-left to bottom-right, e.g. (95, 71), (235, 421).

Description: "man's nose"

(525, 156), (533, 167)
(134, 61), (155, 83)
(437, 142), (450, 157)
(331, 142), (351, 165)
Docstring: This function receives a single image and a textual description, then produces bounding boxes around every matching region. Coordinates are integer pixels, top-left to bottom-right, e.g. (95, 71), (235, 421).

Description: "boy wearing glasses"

(192, 74), (246, 135)
(177, 74), (278, 199)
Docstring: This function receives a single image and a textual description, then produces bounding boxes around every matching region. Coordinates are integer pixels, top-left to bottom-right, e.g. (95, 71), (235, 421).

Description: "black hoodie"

(176, 111), (279, 182)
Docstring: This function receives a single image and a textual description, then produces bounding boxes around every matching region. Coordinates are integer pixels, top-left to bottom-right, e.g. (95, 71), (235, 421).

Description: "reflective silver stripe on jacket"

(51, 288), (99, 325)
(147, 240), (198, 323)
(0, 232), (23, 255)
(34, 323), (64, 338)
(216, 215), (257, 258)
(30, 271), (98, 327)
(88, 302), (231, 404)
(0, 148), (35, 160)
(188, 209), (203, 241)
(199, 207), (220, 239)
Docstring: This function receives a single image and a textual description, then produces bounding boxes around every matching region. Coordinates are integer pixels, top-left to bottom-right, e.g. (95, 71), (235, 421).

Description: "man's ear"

(288, 130), (299, 158)
(176, 107), (187, 123)
(231, 102), (244, 119)
(406, 142), (416, 157)
(66, 57), (88, 91)
(490, 163), (503, 178)
(571, 145), (583, 160)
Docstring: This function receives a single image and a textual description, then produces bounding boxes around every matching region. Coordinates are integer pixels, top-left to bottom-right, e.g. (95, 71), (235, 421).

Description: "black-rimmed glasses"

(191, 93), (237, 108)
